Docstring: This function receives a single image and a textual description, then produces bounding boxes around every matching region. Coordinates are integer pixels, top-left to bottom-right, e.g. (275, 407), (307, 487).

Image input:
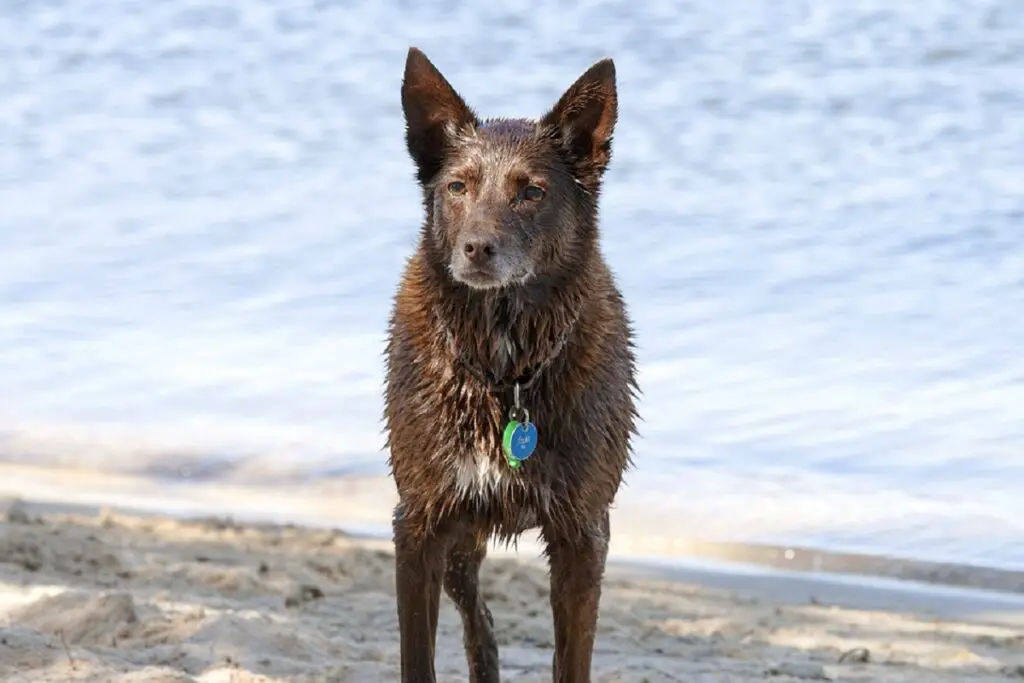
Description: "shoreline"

(4, 495), (1024, 632)
(1, 461), (1022, 601)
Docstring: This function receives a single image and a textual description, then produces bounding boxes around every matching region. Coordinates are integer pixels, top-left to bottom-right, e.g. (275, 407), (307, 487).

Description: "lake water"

(2, 0), (1023, 569)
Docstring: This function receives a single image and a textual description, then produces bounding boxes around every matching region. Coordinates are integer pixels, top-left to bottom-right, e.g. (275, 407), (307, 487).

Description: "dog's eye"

(524, 185), (545, 202)
(447, 181), (467, 196)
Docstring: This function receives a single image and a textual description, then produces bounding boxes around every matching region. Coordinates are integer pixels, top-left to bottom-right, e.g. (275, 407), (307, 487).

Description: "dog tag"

(502, 419), (537, 468)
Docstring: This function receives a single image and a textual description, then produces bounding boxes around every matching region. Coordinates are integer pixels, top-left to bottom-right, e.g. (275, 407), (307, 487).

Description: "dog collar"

(447, 323), (573, 394)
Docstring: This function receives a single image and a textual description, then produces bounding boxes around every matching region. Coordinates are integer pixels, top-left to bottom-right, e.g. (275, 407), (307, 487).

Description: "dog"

(384, 46), (639, 683)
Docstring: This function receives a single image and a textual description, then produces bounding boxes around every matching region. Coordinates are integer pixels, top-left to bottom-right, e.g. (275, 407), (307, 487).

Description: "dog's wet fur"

(385, 47), (639, 682)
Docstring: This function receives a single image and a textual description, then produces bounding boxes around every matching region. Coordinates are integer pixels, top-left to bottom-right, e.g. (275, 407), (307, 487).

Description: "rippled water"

(2, 0), (1023, 567)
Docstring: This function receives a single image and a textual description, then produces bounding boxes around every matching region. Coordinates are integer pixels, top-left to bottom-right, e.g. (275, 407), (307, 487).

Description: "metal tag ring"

(508, 405), (530, 425)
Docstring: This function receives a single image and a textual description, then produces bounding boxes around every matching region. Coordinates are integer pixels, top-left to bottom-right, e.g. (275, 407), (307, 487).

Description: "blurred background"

(1, 0), (1022, 570)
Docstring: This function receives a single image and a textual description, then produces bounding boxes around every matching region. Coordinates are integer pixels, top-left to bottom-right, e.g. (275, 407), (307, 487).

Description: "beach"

(2, 488), (1022, 683)
(3, 2), (1024, 680)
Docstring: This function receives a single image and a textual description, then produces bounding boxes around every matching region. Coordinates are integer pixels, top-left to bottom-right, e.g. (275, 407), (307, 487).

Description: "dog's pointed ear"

(401, 47), (479, 184)
(540, 58), (617, 185)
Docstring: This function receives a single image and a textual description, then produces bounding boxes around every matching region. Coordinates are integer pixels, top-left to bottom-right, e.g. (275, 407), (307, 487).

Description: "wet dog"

(384, 47), (639, 683)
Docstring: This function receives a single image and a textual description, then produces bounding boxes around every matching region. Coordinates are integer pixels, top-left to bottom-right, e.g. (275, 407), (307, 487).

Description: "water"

(1, 0), (1023, 569)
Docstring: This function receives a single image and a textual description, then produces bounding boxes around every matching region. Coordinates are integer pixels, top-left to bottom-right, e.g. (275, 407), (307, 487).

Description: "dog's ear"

(541, 58), (617, 186)
(401, 47), (479, 184)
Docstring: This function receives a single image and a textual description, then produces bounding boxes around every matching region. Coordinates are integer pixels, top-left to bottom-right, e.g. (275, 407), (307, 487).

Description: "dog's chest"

(442, 402), (544, 529)
(447, 449), (541, 534)
(443, 345), (516, 503)
(432, 332), (550, 527)
(451, 450), (507, 502)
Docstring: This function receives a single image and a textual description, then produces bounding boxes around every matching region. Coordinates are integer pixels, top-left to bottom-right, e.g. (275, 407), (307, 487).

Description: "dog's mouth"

(450, 256), (534, 291)
(452, 266), (505, 290)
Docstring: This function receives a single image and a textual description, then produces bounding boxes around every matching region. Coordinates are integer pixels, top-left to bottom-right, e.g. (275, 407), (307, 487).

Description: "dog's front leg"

(394, 504), (444, 683)
(544, 511), (610, 683)
(443, 527), (500, 683)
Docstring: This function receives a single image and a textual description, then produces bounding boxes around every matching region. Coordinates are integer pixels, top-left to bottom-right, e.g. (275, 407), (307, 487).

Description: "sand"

(1, 497), (1023, 682)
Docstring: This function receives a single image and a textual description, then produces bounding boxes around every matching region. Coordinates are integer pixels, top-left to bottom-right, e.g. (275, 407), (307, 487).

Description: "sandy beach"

(1, 493), (1022, 683)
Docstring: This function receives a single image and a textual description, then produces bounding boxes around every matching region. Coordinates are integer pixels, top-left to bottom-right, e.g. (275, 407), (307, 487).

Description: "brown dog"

(384, 47), (639, 683)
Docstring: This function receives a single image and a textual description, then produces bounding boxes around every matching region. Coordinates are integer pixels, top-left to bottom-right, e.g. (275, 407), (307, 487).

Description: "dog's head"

(401, 47), (617, 291)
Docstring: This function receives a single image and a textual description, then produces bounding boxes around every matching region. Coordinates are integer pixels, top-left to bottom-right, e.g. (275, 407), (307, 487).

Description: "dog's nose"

(461, 235), (498, 265)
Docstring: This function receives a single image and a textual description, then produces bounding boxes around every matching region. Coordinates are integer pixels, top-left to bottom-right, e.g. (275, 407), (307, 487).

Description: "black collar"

(444, 321), (576, 393)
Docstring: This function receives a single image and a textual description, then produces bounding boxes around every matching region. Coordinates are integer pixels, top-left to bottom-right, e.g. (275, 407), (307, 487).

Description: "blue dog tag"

(502, 420), (538, 467)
